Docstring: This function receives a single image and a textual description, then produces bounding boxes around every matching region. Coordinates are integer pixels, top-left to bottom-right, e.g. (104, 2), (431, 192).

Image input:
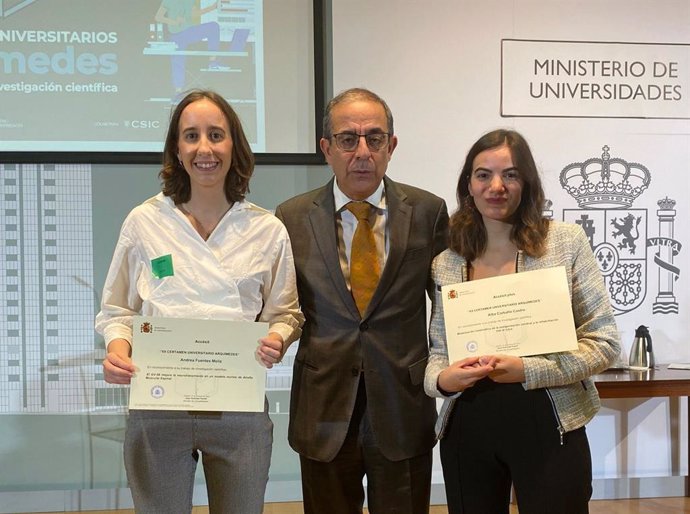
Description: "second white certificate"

(442, 266), (578, 362)
(129, 316), (267, 412)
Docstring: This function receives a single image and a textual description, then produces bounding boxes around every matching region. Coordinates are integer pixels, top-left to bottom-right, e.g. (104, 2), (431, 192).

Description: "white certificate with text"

(442, 267), (577, 362)
(129, 316), (267, 412)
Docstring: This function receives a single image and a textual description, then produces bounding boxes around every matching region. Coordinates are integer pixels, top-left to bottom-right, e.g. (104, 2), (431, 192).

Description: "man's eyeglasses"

(330, 132), (391, 152)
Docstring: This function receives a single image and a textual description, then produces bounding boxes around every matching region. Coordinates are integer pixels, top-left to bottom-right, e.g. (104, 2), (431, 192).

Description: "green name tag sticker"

(151, 254), (174, 279)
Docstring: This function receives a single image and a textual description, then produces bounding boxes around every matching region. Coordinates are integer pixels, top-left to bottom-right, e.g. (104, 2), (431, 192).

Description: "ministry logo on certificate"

(441, 267), (577, 363)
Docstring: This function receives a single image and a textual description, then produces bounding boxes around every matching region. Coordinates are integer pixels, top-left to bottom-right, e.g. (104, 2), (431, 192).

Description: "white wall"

(331, 0), (690, 496)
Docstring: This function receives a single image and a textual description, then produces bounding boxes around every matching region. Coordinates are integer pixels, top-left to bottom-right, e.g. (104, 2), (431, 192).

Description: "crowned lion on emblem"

(611, 213), (642, 253)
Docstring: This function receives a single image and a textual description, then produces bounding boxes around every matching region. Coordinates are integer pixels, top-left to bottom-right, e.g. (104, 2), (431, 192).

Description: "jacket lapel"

(308, 180), (361, 319)
(363, 177), (411, 317)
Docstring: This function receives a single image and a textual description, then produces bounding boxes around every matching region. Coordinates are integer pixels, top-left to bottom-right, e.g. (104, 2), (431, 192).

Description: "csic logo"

(557, 146), (682, 315)
(125, 120), (161, 129)
(140, 322), (153, 333)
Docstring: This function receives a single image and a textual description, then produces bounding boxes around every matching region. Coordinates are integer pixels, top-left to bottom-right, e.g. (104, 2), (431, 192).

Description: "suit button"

(351, 367), (360, 376)
(359, 322), (369, 331)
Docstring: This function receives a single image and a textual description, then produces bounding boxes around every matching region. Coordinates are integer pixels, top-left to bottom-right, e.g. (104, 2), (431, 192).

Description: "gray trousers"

(124, 405), (272, 514)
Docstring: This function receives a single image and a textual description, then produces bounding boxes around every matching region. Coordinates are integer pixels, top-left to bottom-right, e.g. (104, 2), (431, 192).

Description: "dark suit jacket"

(275, 176), (448, 462)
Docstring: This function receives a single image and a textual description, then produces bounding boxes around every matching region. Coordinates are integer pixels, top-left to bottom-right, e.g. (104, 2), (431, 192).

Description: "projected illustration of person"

(155, 0), (221, 100)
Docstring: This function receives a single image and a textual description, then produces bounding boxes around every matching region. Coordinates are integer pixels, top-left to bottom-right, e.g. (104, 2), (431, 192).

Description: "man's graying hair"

(322, 88), (395, 138)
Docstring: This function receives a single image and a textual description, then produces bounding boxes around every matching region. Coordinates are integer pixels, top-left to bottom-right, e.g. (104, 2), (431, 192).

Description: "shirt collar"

(333, 179), (386, 212)
(157, 192), (248, 213)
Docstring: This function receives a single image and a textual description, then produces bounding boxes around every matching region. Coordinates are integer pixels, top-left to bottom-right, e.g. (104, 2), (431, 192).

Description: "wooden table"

(593, 366), (690, 496)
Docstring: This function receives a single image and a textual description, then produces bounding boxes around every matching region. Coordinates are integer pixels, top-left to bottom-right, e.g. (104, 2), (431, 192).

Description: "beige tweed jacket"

(424, 221), (621, 439)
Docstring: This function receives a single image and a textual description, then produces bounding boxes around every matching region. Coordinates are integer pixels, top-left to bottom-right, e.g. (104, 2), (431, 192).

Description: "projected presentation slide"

(0, 0), (268, 152)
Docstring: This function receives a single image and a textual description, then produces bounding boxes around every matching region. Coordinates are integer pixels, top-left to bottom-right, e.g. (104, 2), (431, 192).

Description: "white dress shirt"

(95, 192), (304, 347)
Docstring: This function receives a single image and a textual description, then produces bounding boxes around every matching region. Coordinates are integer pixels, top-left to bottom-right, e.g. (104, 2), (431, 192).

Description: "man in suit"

(275, 88), (448, 514)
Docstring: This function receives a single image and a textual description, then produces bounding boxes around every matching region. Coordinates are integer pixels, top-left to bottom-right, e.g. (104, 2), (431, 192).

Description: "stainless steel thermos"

(628, 325), (655, 370)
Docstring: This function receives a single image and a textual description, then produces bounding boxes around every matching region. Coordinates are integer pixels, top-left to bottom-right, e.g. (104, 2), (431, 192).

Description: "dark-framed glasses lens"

(333, 133), (389, 151)
(365, 133), (388, 150)
(334, 134), (359, 150)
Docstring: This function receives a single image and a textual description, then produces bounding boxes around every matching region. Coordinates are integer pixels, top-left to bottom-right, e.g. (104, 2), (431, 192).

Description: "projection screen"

(0, 0), (325, 164)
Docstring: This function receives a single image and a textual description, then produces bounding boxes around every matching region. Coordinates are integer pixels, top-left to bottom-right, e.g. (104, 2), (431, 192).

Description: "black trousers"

(440, 378), (592, 514)
(300, 377), (433, 514)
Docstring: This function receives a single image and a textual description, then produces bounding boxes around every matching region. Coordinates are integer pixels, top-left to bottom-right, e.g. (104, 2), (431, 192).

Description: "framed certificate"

(129, 316), (267, 412)
(442, 266), (578, 362)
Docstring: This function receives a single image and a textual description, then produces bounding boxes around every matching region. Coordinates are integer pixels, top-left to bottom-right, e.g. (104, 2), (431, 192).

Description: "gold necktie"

(346, 201), (381, 315)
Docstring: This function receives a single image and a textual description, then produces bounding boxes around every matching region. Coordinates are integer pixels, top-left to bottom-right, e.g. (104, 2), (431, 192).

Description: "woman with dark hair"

(96, 90), (303, 513)
(424, 129), (620, 514)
